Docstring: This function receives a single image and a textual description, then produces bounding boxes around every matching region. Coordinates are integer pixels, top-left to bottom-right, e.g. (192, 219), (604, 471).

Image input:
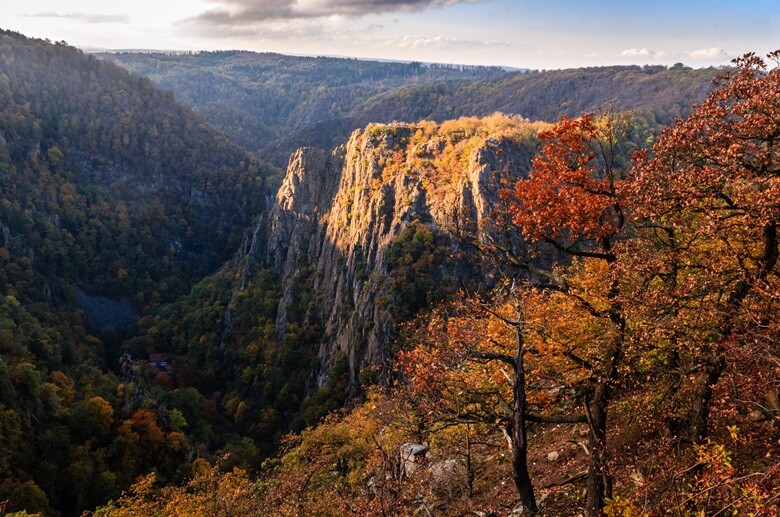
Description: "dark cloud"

(183, 19), (328, 41)
(189, 0), (480, 27)
(26, 12), (131, 24)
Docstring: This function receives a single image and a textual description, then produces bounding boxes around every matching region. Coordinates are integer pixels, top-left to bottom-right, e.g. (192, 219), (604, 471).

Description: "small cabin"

(149, 353), (169, 368)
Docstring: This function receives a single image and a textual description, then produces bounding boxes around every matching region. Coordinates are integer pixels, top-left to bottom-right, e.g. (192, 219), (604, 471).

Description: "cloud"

(620, 46), (730, 63)
(25, 12), (130, 24)
(621, 48), (655, 58)
(188, 0), (484, 27)
(180, 13), (332, 40)
(683, 47), (729, 60)
(393, 35), (509, 50)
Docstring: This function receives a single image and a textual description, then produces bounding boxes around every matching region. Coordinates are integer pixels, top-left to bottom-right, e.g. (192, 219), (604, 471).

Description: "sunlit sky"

(4, 0), (778, 69)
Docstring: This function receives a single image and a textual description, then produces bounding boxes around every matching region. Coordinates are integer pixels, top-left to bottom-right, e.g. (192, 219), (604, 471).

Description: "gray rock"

(248, 122), (534, 392)
(400, 443), (429, 477)
(429, 458), (467, 497)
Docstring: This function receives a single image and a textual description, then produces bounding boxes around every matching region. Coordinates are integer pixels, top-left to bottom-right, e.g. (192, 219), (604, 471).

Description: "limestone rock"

(429, 458), (467, 497)
(400, 443), (429, 477)
(244, 120), (535, 393)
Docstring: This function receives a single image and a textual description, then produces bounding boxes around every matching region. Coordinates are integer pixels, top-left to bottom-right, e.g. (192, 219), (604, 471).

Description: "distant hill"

(98, 51), (510, 166)
(1, 31), (272, 308)
(358, 64), (718, 125)
(0, 30), (272, 515)
(101, 51), (718, 167)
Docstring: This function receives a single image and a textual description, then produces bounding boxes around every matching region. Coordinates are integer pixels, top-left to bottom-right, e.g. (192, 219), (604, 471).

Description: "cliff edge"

(248, 114), (544, 389)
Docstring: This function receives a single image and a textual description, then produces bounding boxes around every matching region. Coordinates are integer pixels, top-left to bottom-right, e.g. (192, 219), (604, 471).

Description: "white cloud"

(393, 35), (508, 50)
(26, 12), (130, 24)
(621, 48), (654, 58)
(683, 47), (728, 60)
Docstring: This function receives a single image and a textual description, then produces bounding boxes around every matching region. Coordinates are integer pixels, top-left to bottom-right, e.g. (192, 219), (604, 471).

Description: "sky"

(3, 0), (778, 69)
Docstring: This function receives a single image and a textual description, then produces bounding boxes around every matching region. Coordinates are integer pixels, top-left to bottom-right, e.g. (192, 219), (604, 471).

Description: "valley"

(0, 28), (777, 517)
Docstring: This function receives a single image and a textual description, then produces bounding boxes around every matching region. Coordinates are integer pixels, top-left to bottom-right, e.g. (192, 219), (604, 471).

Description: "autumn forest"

(0, 28), (777, 516)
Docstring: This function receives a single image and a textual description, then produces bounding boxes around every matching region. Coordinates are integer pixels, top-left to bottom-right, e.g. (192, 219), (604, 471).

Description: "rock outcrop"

(245, 115), (539, 390)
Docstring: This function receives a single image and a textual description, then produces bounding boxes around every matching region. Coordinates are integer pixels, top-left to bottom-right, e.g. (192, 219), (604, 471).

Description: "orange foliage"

(504, 113), (626, 244)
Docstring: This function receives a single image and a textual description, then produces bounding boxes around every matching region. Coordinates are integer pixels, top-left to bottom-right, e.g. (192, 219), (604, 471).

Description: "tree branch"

(542, 470), (588, 488)
(469, 350), (517, 371)
(543, 237), (616, 261)
(563, 350), (596, 372)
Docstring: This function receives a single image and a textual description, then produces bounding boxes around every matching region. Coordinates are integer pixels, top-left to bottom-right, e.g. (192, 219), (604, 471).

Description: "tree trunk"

(511, 318), (537, 515)
(584, 382), (610, 516)
(688, 223), (775, 442)
(585, 284), (623, 517)
(688, 356), (726, 442)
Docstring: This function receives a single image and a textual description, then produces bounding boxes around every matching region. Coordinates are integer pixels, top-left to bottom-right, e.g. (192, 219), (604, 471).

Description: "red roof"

(149, 353), (168, 363)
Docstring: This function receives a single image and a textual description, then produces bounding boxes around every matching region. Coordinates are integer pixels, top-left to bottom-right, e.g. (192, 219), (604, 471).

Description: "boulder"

(429, 458), (467, 497)
(400, 443), (429, 477)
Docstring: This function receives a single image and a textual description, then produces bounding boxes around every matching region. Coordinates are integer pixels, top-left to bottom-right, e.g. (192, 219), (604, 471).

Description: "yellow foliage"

(361, 114), (549, 199)
(95, 464), (263, 517)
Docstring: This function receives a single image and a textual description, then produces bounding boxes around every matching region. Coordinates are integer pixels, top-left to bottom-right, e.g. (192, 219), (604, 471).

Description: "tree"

(625, 51), (780, 442)
(68, 396), (114, 443)
(94, 463), (264, 517)
(6, 480), (53, 516)
(495, 111), (635, 515)
(398, 292), (540, 514)
(396, 281), (607, 515)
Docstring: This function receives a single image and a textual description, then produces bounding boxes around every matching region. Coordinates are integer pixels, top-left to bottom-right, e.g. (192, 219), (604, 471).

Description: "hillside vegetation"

(100, 51), (506, 168)
(116, 113), (550, 475)
(0, 30), (272, 515)
(97, 53), (780, 516)
(102, 52), (717, 168)
(1, 29), (776, 517)
(1, 31), (272, 307)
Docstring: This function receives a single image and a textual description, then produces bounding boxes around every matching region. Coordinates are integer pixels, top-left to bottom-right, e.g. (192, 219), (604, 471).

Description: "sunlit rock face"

(247, 116), (539, 389)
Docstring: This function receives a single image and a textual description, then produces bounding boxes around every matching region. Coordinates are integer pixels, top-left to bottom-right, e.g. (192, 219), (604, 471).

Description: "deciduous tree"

(497, 111), (635, 515)
(398, 292), (541, 514)
(625, 51), (780, 442)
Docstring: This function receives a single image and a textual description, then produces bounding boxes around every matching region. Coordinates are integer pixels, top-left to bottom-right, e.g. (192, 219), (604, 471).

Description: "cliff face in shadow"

(247, 115), (544, 388)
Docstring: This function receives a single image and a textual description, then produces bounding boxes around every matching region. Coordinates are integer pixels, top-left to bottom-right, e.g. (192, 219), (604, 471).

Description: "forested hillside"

(1, 28), (776, 517)
(101, 52), (717, 168)
(97, 53), (779, 516)
(1, 32), (273, 307)
(99, 51), (506, 168)
(358, 63), (714, 127)
(0, 30), (272, 515)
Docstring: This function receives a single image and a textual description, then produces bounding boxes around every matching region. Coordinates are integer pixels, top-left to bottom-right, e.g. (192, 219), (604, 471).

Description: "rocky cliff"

(247, 115), (544, 389)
